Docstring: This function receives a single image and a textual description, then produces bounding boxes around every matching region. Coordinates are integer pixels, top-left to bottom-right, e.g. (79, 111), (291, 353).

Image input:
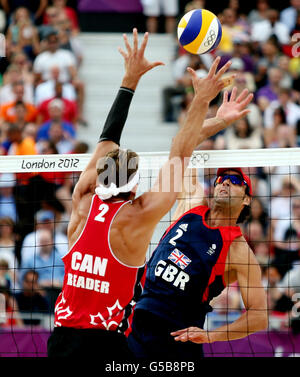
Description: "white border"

(1, 148), (300, 173)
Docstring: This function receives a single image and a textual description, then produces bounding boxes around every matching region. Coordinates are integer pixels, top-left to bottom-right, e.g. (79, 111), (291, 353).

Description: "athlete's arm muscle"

(171, 237), (268, 344)
(72, 30), (164, 203)
(132, 58), (232, 227)
(172, 168), (207, 222)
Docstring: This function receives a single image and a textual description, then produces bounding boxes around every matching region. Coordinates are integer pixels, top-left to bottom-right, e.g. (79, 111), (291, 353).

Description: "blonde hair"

(96, 148), (139, 197)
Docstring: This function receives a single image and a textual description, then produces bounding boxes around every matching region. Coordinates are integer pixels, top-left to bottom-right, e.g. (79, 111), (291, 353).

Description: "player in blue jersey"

(127, 164), (268, 359)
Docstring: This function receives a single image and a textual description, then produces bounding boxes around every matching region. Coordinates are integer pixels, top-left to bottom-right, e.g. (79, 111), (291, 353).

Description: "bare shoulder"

(227, 236), (259, 270)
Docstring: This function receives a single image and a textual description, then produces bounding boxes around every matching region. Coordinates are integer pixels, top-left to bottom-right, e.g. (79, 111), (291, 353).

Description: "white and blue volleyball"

(177, 9), (222, 55)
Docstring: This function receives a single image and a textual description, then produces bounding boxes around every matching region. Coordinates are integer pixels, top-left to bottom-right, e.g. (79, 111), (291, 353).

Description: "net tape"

(0, 148), (300, 173)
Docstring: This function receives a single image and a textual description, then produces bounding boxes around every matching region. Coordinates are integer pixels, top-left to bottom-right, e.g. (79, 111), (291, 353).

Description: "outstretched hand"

(171, 327), (211, 344)
(216, 87), (254, 127)
(119, 28), (165, 89)
(187, 56), (232, 104)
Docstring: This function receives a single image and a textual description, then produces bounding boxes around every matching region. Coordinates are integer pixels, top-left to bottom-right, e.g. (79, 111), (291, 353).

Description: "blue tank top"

(135, 206), (242, 329)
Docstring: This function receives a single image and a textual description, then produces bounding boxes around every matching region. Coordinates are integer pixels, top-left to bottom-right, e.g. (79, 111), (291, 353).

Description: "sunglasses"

(214, 174), (249, 191)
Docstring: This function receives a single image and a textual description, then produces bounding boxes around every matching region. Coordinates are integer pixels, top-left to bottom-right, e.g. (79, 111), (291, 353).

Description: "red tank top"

(54, 195), (145, 330)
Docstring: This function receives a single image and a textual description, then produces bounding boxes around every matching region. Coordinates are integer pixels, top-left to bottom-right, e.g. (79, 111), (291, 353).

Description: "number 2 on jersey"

(94, 204), (109, 222)
(169, 229), (183, 246)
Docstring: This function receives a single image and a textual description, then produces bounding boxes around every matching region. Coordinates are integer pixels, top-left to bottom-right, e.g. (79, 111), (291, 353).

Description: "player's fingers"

(238, 93), (254, 109)
(215, 60), (232, 80)
(133, 28), (138, 53)
(174, 332), (189, 342)
(236, 109), (251, 121)
(236, 88), (249, 103)
(223, 90), (229, 104)
(123, 33), (132, 53)
(118, 47), (127, 59)
(149, 61), (165, 69)
(171, 328), (188, 336)
(207, 56), (221, 79)
(229, 86), (238, 102)
(187, 67), (198, 81)
(139, 32), (149, 56)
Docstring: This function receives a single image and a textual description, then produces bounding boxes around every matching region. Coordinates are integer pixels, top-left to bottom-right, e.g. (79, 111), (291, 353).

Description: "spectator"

(14, 269), (49, 326)
(20, 228), (65, 287)
(36, 98), (76, 141)
(0, 259), (11, 289)
(274, 196), (300, 248)
(251, 8), (290, 45)
(0, 64), (34, 105)
(246, 197), (269, 236)
(270, 175), (300, 242)
(141, 0), (179, 34)
(56, 14), (83, 67)
(0, 80), (38, 126)
(0, 217), (18, 285)
(0, 285), (23, 328)
(48, 120), (75, 154)
(244, 219), (266, 250)
(0, 173), (18, 222)
(278, 261), (300, 297)
(263, 263), (294, 313)
(51, 0), (79, 34)
(37, 83), (77, 125)
(21, 209), (68, 262)
(6, 6), (40, 61)
(33, 30), (86, 125)
(0, 0), (48, 25)
(218, 8), (249, 54)
(264, 88), (300, 130)
(224, 117), (264, 150)
(256, 66), (283, 112)
(9, 51), (35, 85)
(35, 65), (76, 107)
(280, 0), (300, 33)
(248, 0), (270, 24)
(278, 55), (294, 89)
(33, 30), (77, 85)
(264, 106), (296, 148)
(6, 123), (36, 156)
(253, 241), (271, 267)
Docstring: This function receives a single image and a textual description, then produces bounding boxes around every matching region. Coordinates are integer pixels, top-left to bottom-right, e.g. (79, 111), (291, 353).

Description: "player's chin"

(214, 195), (231, 204)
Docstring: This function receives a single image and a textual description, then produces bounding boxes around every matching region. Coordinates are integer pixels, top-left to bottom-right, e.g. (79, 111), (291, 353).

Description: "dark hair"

(237, 204), (251, 224)
(234, 117), (252, 138)
(274, 106), (286, 124)
(23, 269), (39, 281)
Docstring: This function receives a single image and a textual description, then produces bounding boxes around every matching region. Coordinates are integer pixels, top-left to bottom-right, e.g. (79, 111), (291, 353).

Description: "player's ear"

(243, 194), (251, 207)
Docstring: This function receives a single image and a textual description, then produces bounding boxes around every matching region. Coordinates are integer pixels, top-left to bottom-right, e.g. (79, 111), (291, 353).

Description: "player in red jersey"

(47, 28), (250, 358)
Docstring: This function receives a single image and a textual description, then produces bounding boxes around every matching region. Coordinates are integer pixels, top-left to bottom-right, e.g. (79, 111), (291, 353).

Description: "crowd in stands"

(0, 0), (299, 334)
(0, 0), (88, 328)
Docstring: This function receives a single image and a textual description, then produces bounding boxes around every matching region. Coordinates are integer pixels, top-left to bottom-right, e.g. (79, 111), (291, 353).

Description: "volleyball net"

(0, 148), (300, 357)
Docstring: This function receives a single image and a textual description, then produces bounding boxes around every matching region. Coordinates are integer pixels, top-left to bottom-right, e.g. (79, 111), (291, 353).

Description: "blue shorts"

(127, 309), (204, 360)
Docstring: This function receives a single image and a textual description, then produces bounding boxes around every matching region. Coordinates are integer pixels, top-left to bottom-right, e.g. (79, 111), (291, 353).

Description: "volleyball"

(177, 9), (222, 55)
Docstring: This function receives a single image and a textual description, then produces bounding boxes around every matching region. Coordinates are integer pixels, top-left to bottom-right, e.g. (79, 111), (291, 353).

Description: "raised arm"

(172, 168), (206, 222)
(73, 29), (164, 200)
(134, 57), (232, 225)
(172, 87), (254, 222)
